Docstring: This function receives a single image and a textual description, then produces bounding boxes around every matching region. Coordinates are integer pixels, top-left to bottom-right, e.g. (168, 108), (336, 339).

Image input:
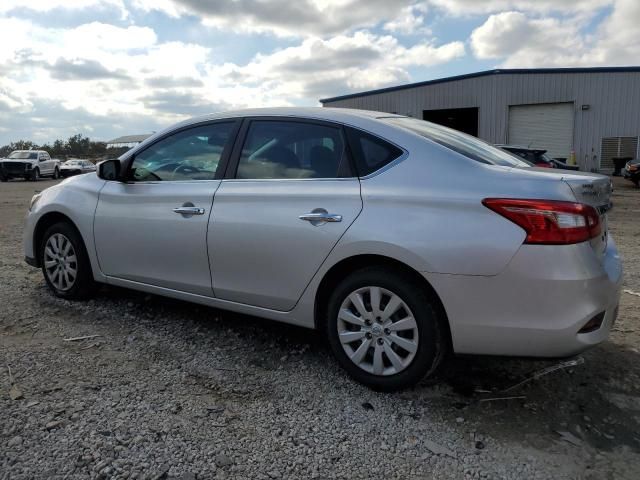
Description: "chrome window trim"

(221, 177), (358, 183)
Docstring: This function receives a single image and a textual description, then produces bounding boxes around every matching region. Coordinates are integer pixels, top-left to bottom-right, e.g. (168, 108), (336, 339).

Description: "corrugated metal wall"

(322, 72), (640, 171)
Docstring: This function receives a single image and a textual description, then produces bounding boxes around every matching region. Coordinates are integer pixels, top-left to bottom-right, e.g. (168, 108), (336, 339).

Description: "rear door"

(208, 118), (362, 311)
(94, 120), (239, 296)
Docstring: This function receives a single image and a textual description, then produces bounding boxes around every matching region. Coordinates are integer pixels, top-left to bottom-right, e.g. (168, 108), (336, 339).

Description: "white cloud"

(131, 0), (419, 37)
(0, 11), (466, 144)
(470, 0), (640, 67)
(429, 0), (612, 15)
(383, 4), (430, 34)
(213, 32), (465, 101)
(0, 0), (128, 18)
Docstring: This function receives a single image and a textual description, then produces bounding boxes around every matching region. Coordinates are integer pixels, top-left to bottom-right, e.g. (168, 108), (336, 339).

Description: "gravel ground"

(1, 177), (640, 479)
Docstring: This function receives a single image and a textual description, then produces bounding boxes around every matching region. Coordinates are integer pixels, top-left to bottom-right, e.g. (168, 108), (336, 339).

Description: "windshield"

(381, 117), (531, 167)
(8, 151), (38, 160)
(66, 161), (81, 165)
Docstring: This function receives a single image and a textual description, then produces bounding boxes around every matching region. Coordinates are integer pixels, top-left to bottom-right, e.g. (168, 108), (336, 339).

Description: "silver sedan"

(23, 108), (622, 390)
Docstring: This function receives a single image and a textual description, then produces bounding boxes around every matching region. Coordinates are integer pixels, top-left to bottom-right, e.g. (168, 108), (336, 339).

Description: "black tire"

(325, 267), (447, 391)
(53, 167), (60, 180)
(30, 168), (39, 181)
(0, 175), (6, 182)
(39, 222), (97, 300)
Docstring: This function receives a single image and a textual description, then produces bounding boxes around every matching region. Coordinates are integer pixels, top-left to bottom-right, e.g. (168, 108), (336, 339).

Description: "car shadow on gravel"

(49, 283), (640, 455)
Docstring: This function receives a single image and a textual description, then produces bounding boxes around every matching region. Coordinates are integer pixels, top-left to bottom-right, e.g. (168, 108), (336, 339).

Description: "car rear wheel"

(326, 267), (446, 391)
(53, 167), (60, 179)
(40, 222), (96, 299)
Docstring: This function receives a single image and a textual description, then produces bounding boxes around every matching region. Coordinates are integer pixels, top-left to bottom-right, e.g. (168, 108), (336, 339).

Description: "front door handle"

(299, 208), (342, 226)
(173, 206), (205, 215)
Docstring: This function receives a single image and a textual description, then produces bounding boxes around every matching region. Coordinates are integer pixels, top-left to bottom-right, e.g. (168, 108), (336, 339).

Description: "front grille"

(1, 162), (28, 174)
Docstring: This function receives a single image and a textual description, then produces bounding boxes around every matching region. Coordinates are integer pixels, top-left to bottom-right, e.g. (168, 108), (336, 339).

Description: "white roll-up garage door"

(508, 103), (574, 159)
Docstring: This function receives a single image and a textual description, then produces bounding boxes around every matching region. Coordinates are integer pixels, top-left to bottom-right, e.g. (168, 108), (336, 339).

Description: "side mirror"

(97, 159), (122, 181)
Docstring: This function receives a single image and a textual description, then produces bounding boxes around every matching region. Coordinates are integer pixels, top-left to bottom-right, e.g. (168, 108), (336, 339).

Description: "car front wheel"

(40, 222), (96, 299)
(30, 168), (39, 181)
(326, 267), (446, 391)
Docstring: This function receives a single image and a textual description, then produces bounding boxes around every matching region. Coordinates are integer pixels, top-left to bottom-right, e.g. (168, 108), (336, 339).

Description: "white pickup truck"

(0, 150), (61, 181)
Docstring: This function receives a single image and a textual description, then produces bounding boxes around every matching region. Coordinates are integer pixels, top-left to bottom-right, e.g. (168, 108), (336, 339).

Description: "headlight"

(29, 192), (42, 211)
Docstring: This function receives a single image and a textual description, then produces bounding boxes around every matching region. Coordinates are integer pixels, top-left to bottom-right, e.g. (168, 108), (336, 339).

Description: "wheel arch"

(33, 212), (82, 267)
(314, 254), (452, 350)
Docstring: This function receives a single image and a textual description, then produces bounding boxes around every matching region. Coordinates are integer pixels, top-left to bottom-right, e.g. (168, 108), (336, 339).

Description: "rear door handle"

(299, 209), (342, 226)
(173, 206), (205, 215)
(299, 212), (342, 222)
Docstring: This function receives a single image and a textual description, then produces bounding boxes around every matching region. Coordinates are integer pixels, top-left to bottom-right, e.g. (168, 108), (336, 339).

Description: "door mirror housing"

(97, 159), (122, 181)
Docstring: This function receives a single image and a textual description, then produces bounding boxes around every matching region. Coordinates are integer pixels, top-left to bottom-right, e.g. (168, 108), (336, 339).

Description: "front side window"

(382, 117), (531, 168)
(129, 122), (235, 181)
(236, 120), (350, 179)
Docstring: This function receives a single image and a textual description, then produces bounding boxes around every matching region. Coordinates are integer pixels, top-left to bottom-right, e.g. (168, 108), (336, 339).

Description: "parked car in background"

(60, 159), (97, 178)
(624, 159), (640, 186)
(497, 145), (579, 170)
(23, 108), (622, 390)
(0, 150), (60, 181)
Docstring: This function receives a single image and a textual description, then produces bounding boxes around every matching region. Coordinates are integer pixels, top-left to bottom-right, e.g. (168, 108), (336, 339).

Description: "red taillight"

(535, 162), (552, 168)
(482, 198), (601, 245)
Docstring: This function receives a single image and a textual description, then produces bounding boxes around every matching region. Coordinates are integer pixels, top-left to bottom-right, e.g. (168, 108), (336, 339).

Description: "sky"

(0, 0), (638, 145)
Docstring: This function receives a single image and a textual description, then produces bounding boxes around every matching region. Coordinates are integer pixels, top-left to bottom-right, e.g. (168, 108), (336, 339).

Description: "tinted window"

(382, 117), (530, 168)
(236, 120), (350, 179)
(345, 127), (403, 176)
(130, 122), (235, 181)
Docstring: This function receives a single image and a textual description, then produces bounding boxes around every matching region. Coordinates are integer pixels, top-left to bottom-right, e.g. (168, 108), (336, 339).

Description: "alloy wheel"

(337, 286), (419, 376)
(44, 233), (78, 291)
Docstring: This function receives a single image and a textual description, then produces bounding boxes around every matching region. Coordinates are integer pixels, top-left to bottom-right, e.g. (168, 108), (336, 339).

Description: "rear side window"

(345, 127), (403, 176)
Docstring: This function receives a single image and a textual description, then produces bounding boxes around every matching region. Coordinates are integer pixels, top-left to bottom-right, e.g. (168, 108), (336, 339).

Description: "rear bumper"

(425, 238), (623, 357)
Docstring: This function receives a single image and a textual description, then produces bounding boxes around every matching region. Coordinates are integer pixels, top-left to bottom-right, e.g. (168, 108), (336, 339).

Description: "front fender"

(24, 174), (106, 281)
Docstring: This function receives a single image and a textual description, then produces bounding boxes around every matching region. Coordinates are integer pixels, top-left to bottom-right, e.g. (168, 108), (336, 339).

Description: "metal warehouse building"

(320, 67), (640, 172)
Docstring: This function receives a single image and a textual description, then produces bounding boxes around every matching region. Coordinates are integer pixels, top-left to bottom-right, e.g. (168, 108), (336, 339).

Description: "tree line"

(0, 134), (123, 159)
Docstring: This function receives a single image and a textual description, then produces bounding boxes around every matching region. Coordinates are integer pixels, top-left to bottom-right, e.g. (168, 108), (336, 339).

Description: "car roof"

(172, 107), (405, 129)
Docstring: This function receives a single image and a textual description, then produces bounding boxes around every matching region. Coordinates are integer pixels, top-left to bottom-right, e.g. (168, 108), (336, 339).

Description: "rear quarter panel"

(330, 129), (578, 276)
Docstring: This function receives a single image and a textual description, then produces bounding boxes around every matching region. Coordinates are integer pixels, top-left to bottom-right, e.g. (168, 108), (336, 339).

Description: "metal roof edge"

(319, 66), (640, 103)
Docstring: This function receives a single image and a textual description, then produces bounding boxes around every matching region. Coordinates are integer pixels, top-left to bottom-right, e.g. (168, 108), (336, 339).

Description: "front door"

(94, 121), (238, 296)
(209, 119), (362, 311)
(39, 152), (54, 175)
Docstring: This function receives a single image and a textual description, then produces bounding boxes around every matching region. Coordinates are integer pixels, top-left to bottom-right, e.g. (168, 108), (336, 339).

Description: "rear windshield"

(381, 117), (531, 167)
